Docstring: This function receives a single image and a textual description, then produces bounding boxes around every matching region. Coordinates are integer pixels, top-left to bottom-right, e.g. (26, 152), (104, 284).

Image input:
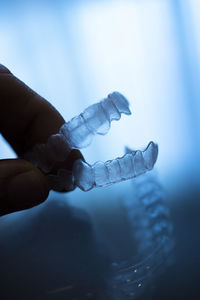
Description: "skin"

(0, 64), (82, 216)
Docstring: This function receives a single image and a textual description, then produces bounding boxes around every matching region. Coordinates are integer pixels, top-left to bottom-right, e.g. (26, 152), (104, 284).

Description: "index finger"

(0, 64), (67, 156)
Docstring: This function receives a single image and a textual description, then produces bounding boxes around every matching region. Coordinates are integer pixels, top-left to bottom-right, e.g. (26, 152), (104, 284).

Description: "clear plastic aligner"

(23, 92), (131, 174)
(73, 141), (158, 191)
(24, 91), (159, 194)
(59, 91), (131, 149)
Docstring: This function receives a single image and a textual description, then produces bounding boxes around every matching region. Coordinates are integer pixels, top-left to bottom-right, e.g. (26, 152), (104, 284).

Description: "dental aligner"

(24, 91), (158, 192)
(73, 141), (158, 191)
(60, 91), (131, 149)
(23, 92), (131, 173)
(108, 171), (174, 299)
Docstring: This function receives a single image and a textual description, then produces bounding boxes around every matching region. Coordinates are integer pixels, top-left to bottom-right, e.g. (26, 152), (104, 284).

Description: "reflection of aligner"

(134, 174), (173, 255)
(108, 171), (174, 299)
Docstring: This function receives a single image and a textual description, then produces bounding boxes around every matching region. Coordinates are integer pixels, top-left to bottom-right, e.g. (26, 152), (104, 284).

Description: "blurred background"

(0, 0), (200, 299)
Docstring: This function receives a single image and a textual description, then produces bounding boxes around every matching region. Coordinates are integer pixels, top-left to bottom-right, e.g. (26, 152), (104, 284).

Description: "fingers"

(0, 158), (49, 216)
(0, 64), (84, 199)
(0, 64), (68, 156)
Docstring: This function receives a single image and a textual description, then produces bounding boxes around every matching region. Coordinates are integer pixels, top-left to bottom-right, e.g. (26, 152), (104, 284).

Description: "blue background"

(0, 1), (199, 299)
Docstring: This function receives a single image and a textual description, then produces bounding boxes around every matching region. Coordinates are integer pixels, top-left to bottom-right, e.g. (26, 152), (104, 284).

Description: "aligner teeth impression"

(25, 92), (158, 191)
(73, 141), (158, 191)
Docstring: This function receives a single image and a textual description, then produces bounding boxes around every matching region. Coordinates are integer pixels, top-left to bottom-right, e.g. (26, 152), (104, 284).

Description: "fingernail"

(6, 169), (49, 212)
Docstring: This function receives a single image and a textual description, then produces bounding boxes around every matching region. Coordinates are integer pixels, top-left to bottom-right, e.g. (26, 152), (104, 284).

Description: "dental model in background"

(24, 92), (158, 191)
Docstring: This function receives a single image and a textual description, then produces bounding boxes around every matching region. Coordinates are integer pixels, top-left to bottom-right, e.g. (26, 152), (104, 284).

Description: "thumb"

(0, 159), (49, 216)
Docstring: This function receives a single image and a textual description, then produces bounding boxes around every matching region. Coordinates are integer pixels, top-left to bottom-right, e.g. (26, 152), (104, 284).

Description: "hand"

(0, 64), (77, 216)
